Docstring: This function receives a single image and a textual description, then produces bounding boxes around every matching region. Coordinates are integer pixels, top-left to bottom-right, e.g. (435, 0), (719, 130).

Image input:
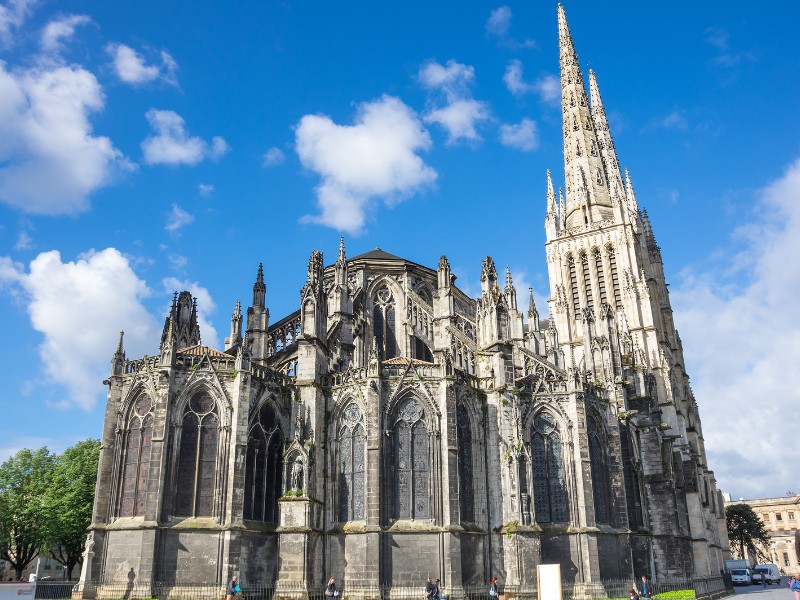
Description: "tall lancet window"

(531, 411), (568, 523)
(175, 392), (219, 517)
(568, 256), (580, 318)
(594, 249), (608, 306)
(338, 403), (366, 522)
(244, 403), (284, 523)
(581, 253), (594, 311)
(608, 250), (622, 310)
(119, 395), (153, 517)
(456, 405), (474, 522)
(393, 399), (429, 520)
(373, 285), (397, 359)
(587, 415), (611, 524)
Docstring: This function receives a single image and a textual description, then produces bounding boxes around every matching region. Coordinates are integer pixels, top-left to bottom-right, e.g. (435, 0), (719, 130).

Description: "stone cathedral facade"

(84, 5), (730, 593)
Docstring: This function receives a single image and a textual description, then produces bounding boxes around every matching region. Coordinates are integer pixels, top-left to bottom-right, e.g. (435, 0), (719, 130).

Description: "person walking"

(788, 573), (800, 600)
(434, 578), (442, 600)
(226, 575), (239, 600)
(489, 577), (498, 600)
(325, 577), (339, 599)
(760, 571), (766, 589)
(426, 578), (436, 600)
(640, 576), (649, 598)
(629, 588), (640, 600)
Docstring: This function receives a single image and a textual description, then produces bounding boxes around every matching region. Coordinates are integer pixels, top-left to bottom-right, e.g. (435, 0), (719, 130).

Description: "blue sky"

(0, 0), (798, 501)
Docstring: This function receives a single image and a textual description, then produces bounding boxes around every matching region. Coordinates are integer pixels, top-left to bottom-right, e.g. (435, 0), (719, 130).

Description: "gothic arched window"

(175, 391), (219, 517)
(608, 249), (622, 310)
(497, 307), (510, 340)
(394, 399), (429, 520)
(531, 411), (568, 523)
(373, 285), (397, 360)
(244, 403), (284, 523)
(119, 395), (153, 517)
(581, 253), (594, 311)
(338, 403), (366, 522)
(594, 249), (608, 306)
(588, 415), (610, 524)
(456, 405), (474, 522)
(567, 256), (580, 317)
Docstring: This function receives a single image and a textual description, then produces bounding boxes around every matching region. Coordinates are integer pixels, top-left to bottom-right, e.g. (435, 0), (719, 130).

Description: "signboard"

(537, 563), (561, 600)
(0, 583), (36, 599)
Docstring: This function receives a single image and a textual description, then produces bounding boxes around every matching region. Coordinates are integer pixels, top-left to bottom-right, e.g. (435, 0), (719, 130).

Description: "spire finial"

(338, 236), (346, 262)
(528, 288), (538, 318)
(253, 263), (266, 308)
(116, 331), (125, 354)
(546, 169), (557, 214)
(505, 266), (514, 291)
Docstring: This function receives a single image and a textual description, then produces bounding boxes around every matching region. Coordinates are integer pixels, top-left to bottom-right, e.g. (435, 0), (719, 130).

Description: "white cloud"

(197, 183), (214, 196)
(165, 203), (193, 233)
(0, 60), (132, 214)
(106, 43), (178, 86)
(141, 109), (229, 166)
(660, 110), (688, 130)
(262, 146), (285, 167)
(0, 0), (36, 46)
(419, 60), (490, 144)
(0, 248), (159, 410)
(40, 14), (90, 53)
(499, 118), (538, 151)
(486, 6), (534, 49)
(295, 94), (436, 234)
(503, 60), (559, 104)
(425, 99), (490, 145)
(14, 230), (32, 250)
(672, 157), (800, 499)
(162, 276), (219, 349)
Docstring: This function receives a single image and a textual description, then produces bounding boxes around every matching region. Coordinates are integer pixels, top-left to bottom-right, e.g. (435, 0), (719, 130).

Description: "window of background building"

(44, 557), (52, 570)
(784, 552), (790, 566)
(763, 513), (770, 520)
(789, 511), (796, 520)
(776, 512), (783, 521)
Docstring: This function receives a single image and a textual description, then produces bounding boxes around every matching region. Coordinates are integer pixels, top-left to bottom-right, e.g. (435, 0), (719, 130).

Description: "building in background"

(724, 493), (800, 572)
(79, 5), (729, 594)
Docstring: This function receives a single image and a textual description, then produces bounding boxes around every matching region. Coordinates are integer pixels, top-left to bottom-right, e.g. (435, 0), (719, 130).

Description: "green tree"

(43, 440), (100, 580)
(0, 448), (56, 579)
(726, 503), (771, 562)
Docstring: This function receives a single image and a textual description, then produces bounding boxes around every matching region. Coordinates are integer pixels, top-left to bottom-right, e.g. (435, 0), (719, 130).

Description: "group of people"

(628, 575), (650, 600)
(425, 577), (444, 600)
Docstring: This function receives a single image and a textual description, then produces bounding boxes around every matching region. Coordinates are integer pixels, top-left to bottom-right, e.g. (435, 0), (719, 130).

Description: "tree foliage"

(43, 440), (100, 580)
(726, 503), (771, 561)
(0, 448), (56, 579)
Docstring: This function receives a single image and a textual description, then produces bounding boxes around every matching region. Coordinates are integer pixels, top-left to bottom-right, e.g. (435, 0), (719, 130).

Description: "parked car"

(751, 564), (781, 585)
(731, 568), (752, 585)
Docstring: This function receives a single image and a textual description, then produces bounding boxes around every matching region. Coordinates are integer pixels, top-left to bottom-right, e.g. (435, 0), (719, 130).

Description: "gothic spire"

(558, 4), (612, 228)
(546, 169), (557, 215)
(588, 69), (624, 203)
(528, 288), (539, 321)
(253, 263), (266, 308)
(335, 237), (348, 285)
(625, 169), (639, 212)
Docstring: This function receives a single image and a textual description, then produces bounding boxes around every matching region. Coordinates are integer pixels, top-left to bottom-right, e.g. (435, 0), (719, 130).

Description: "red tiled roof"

(177, 345), (232, 358)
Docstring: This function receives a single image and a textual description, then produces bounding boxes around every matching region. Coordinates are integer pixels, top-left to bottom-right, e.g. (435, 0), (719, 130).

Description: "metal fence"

(35, 576), (730, 600)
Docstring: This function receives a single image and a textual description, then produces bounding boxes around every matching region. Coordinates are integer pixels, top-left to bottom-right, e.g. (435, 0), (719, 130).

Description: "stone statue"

(290, 457), (303, 491)
(294, 414), (303, 441)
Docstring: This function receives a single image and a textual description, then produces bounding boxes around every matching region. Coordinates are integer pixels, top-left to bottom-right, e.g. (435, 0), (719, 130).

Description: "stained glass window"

(393, 399), (429, 519)
(119, 396), (153, 518)
(587, 416), (609, 524)
(373, 286), (397, 359)
(531, 411), (568, 523)
(456, 405), (474, 522)
(244, 403), (284, 523)
(175, 392), (219, 518)
(338, 403), (366, 521)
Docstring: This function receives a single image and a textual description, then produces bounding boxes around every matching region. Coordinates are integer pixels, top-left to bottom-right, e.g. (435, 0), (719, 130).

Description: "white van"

(751, 564), (781, 584)
(730, 568), (751, 585)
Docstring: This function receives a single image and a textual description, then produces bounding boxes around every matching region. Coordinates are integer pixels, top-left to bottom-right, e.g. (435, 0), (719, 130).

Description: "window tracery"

(175, 391), (219, 517)
(393, 399), (429, 519)
(587, 415), (610, 524)
(373, 285), (397, 360)
(119, 394), (153, 517)
(531, 410), (568, 523)
(338, 403), (366, 521)
(456, 405), (474, 522)
(244, 402), (284, 523)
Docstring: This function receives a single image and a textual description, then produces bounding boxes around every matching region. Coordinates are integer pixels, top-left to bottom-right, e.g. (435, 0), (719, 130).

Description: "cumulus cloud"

(486, 6), (534, 49)
(671, 157), (800, 498)
(0, 60), (132, 214)
(503, 60), (559, 104)
(40, 14), (90, 53)
(165, 203), (193, 233)
(0, 0), (36, 46)
(141, 109), (229, 166)
(106, 43), (177, 86)
(295, 94), (436, 234)
(499, 118), (538, 151)
(162, 276), (219, 349)
(419, 59), (490, 144)
(262, 146), (285, 167)
(0, 248), (159, 410)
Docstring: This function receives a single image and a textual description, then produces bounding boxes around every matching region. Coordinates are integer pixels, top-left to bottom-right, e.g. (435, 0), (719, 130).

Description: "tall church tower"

(545, 4), (728, 575)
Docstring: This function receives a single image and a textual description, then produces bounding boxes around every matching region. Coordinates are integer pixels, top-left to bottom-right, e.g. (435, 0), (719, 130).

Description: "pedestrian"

(761, 571), (766, 589)
(325, 577), (339, 599)
(426, 577), (436, 600)
(629, 588), (639, 600)
(434, 578), (442, 600)
(788, 573), (800, 600)
(640, 576), (649, 598)
(489, 576), (498, 599)
(226, 575), (239, 600)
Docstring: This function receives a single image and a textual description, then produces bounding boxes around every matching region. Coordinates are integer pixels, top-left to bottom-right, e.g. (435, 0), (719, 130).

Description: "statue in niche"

(294, 413), (304, 441)
(291, 457), (304, 491)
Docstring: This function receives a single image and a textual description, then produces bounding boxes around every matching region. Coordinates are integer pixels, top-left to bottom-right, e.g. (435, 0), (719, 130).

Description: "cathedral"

(83, 5), (730, 594)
